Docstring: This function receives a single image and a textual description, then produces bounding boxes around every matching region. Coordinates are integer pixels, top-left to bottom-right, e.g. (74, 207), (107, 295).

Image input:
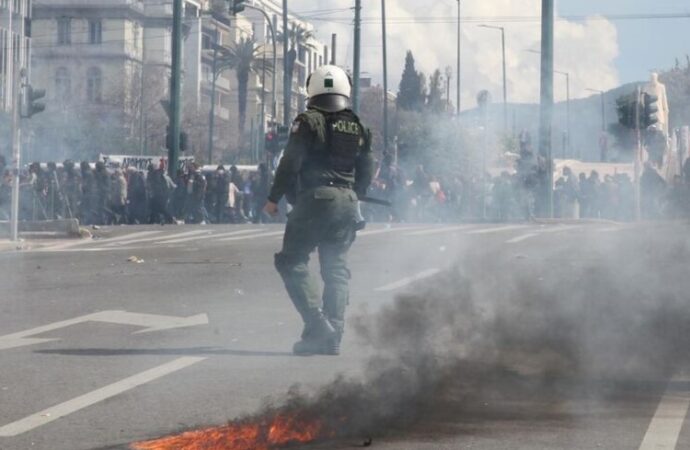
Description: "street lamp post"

(245, 4), (278, 160)
(207, 36), (219, 163)
(352, 0), (362, 113)
(246, 4), (278, 125)
(456, 0), (461, 116)
(168, 0), (183, 179)
(381, 0), (389, 153)
(539, 0), (555, 218)
(282, 0), (289, 125)
(526, 49), (570, 160)
(478, 24), (508, 132)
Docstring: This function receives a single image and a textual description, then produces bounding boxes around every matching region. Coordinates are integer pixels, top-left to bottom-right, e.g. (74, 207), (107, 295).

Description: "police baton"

(358, 196), (392, 207)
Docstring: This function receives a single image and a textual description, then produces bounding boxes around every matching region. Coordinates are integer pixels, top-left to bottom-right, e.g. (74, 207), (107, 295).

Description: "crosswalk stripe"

(374, 268), (442, 292)
(404, 225), (473, 236)
(35, 230), (166, 252)
(541, 225), (580, 233)
(639, 375), (690, 450)
(156, 229), (258, 244)
(218, 231), (285, 242)
(506, 225), (581, 244)
(506, 233), (538, 244)
(107, 230), (210, 246)
(96, 230), (165, 244)
(598, 226), (622, 232)
(358, 225), (429, 237)
(467, 225), (528, 235)
(0, 357), (206, 437)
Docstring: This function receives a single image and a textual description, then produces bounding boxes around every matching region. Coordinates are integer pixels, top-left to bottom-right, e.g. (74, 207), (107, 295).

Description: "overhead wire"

(306, 12), (690, 26)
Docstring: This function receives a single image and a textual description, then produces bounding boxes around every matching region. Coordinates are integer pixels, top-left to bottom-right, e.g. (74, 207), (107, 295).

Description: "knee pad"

(274, 252), (304, 274)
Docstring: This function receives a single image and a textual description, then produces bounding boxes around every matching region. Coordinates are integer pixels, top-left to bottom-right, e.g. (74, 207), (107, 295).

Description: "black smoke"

(246, 227), (690, 447)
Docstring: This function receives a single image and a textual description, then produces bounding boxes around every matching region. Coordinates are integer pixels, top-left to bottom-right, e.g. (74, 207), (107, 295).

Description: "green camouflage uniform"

(269, 107), (375, 347)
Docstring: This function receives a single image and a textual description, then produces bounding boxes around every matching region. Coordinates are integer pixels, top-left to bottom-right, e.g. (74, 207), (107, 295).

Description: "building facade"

(29, 0), (328, 163)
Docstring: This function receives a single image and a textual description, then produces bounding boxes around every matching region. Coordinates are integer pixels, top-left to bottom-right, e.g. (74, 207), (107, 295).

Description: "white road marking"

(35, 231), (166, 252)
(404, 225), (473, 236)
(0, 357), (206, 437)
(466, 225), (528, 235)
(599, 226), (623, 232)
(0, 310), (209, 350)
(156, 229), (258, 244)
(108, 229), (210, 246)
(374, 268), (441, 292)
(33, 241), (93, 252)
(40, 246), (144, 253)
(358, 225), (430, 237)
(506, 233), (538, 244)
(639, 375), (690, 450)
(506, 225), (581, 244)
(95, 230), (166, 244)
(218, 231), (285, 242)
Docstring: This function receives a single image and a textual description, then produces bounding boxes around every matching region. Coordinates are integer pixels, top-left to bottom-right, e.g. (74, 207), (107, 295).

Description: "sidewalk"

(0, 239), (20, 252)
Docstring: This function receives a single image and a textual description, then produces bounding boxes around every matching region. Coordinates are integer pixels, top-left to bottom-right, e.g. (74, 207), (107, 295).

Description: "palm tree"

(277, 24), (317, 119)
(223, 37), (273, 136)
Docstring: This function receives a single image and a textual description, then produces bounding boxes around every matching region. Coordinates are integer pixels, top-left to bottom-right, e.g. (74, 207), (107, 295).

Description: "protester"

(7, 154), (688, 225)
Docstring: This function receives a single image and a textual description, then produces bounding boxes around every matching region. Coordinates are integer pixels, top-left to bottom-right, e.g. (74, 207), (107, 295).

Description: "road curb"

(0, 219), (82, 239)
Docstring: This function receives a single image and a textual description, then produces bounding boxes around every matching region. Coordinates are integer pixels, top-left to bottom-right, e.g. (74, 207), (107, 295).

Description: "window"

(57, 17), (71, 45)
(86, 67), (102, 103)
(202, 64), (212, 83)
(55, 67), (70, 101)
(89, 20), (102, 45)
(202, 32), (212, 50)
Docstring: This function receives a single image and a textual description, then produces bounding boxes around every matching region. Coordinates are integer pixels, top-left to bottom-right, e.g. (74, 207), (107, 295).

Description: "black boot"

(293, 310), (337, 356)
(322, 332), (342, 356)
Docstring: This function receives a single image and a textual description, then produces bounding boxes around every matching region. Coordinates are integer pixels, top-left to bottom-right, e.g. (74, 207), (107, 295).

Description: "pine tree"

(427, 69), (445, 114)
(397, 51), (426, 111)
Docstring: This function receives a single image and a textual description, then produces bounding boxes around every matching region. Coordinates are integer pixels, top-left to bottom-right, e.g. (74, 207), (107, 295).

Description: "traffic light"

(232, 0), (245, 15)
(21, 85), (46, 118)
(616, 93), (638, 129)
(265, 131), (278, 153)
(166, 126), (189, 152)
(642, 93), (659, 129)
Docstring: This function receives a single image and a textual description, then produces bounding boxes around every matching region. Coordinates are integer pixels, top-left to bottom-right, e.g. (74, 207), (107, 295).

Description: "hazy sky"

(288, 0), (689, 108)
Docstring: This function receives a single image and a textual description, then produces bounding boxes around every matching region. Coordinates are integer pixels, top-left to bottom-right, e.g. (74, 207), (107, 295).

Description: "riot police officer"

(264, 65), (375, 356)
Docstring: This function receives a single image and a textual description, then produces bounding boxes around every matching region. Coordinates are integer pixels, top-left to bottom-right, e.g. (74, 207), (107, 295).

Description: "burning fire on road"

(131, 411), (333, 450)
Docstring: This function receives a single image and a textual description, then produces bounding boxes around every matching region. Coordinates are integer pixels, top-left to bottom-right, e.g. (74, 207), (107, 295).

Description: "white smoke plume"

(290, 0), (620, 108)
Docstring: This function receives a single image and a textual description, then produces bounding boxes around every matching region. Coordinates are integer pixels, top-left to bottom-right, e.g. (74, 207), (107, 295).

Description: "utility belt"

(301, 179), (354, 191)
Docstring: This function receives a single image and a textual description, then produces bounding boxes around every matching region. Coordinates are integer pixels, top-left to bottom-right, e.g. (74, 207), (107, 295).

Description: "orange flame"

(131, 413), (331, 450)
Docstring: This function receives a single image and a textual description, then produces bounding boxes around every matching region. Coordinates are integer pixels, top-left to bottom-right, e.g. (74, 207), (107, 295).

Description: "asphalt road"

(1, 221), (689, 450)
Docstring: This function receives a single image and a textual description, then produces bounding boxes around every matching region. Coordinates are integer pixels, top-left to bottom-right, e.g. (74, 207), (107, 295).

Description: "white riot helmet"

(306, 65), (352, 113)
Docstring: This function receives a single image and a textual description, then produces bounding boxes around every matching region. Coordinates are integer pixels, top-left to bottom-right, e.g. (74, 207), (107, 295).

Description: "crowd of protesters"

(363, 151), (690, 223)
(1, 151), (689, 225)
(0, 156), (272, 225)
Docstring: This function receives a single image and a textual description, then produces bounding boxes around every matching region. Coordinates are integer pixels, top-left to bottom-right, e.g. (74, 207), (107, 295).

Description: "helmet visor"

(307, 94), (351, 113)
